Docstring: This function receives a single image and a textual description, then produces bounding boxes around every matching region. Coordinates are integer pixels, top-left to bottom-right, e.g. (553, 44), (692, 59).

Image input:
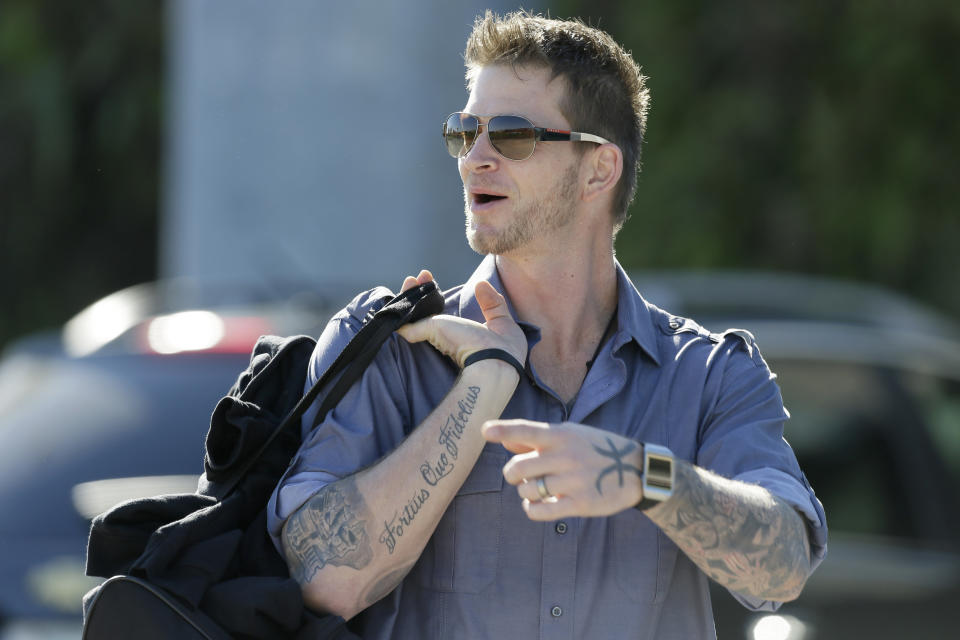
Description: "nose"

(460, 123), (499, 173)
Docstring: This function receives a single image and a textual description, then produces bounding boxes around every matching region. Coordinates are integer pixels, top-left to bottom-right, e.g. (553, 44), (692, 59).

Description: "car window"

(903, 372), (960, 487)
(773, 360), (960, 545)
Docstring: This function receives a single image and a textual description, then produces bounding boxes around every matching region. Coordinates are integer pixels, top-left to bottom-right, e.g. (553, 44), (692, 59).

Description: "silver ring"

(536, 476), (552, 499)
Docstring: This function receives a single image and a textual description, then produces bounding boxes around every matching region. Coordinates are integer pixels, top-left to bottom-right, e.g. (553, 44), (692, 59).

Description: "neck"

(495, 236), (618, 359)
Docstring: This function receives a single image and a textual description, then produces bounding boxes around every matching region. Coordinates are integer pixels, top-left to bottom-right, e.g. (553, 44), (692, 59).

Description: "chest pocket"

(411, 447), (506, 593)
(610, 510), (680, 603)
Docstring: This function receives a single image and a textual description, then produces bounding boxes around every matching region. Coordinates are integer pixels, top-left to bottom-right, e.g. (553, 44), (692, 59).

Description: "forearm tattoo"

(283, 478), (374, 583)
(378, 488), (430, 554)
(592, 437), (642, 495)
(284, 385), (483, 590)
(655, 463), (811, 600)
(378, 385), (481, 554)
(437, 385), (480, 460)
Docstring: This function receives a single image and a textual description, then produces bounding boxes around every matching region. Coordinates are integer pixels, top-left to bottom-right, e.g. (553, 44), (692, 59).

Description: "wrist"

(635, 443), (675, 512)
(456, 358), (521, 414)
(462, 348), (525, 379)
(459, 358), (521, 393)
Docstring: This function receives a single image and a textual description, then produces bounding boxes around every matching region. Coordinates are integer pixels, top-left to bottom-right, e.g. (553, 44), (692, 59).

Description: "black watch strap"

(635, 497), (662, 511)
(463, 348), (525, 378)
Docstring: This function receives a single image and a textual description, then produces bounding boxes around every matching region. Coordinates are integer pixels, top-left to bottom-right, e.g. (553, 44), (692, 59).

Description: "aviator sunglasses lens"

(487, 115), (536, 160)
(444, 113), (478, 158)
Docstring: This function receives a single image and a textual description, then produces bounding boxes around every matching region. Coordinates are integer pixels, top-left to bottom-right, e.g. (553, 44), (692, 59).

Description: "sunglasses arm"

(538, 128), (611, 145)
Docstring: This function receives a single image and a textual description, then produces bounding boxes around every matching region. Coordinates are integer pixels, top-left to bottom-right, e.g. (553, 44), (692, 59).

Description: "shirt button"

(551, 606), (563, 618)
(669, 318), (682, 330)
(555, 522), (568, 535)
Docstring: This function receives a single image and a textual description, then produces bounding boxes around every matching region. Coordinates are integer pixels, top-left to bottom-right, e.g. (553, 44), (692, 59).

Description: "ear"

(581, 143), (623, 203)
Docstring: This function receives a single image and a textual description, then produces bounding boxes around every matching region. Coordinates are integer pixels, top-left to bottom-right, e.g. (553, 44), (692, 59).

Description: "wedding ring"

(536, 476), (552, 500)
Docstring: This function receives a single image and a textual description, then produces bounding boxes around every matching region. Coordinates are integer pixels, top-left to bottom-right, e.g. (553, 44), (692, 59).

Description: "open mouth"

(473, 193), (507, 205)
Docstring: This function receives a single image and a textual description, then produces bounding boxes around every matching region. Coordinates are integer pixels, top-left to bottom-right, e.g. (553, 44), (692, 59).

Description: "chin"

(466, 230), (492, 255)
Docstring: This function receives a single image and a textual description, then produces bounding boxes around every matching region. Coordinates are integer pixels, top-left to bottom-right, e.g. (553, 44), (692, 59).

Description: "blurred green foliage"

(1, 2), (958, 352)
(558, 0), (959, 320)
(0, 0), (162, 350)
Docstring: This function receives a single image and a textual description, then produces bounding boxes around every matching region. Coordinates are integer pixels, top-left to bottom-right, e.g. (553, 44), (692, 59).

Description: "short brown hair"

(464, 11), (650, 230)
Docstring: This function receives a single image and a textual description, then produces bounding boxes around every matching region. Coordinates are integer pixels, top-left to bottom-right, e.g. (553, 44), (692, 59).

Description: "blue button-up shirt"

(268, 256), (828, 639)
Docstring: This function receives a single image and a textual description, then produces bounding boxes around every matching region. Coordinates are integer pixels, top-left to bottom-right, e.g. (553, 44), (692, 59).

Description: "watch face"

(642, 444), (675, 504)
(646, 456), (673, 490)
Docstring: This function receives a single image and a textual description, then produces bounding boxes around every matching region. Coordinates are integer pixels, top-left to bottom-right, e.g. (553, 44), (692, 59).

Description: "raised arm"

(281, 277), (526, 620)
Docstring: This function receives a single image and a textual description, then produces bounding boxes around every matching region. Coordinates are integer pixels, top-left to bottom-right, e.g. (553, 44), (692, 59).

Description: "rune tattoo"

(593, 437), (642, 495)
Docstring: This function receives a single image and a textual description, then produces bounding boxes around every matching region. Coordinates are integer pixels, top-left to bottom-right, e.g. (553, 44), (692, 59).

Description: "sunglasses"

(443, 112), (611, 161)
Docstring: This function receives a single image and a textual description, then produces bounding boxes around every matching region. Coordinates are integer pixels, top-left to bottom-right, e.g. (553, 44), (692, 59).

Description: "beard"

(465, 162), (580, 256)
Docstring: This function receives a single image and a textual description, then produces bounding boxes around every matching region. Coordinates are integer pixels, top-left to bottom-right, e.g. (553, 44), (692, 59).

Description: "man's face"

(459, 65), (584, 256)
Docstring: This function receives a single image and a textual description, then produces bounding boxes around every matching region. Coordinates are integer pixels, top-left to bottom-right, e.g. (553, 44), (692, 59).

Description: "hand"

(482, 420), (644, 520)
(399, 270), (436, 294)
(395, 269), (526, 369)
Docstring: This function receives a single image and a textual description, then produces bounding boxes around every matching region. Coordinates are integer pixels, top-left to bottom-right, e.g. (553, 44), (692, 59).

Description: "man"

(268, 11), (827, 638)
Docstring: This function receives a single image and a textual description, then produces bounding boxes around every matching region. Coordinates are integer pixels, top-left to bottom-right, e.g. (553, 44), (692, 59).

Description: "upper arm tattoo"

(283, 477), (374, 583)
(656, 463), (811, 600)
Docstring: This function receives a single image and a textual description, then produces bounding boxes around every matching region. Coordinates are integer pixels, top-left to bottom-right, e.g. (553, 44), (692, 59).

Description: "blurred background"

(0, 1), (958, 639)
(2, 0), (959, 349)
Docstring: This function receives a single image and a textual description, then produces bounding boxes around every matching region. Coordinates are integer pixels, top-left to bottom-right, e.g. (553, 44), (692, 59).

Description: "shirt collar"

(612, 260), (662, 366)
(456, 255), (661, 366)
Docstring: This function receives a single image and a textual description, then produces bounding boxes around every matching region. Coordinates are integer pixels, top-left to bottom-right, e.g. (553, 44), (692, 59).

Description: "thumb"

(475, 280), (511, 325)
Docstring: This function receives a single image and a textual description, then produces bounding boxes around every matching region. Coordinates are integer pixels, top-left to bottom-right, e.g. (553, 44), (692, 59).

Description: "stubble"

(465, 162), (580, 256)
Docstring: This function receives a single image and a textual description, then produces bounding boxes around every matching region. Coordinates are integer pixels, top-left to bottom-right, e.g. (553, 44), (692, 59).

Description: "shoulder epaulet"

(713, 328), (757, 357)
(662, 315), (709, 338)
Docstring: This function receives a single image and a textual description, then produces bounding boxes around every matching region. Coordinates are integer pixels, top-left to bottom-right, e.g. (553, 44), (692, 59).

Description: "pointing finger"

(499, 439), (536, 455)
(483, 420), (557, 449)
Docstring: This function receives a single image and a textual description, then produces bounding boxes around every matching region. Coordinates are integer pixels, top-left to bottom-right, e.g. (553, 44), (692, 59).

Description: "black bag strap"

(215, 281), (443, 499)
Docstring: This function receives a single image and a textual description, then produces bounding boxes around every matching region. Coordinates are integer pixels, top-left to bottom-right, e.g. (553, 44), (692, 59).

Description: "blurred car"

(0, 272), (958, 639)
(633, 271), (960, 640)
(0, 279), (349, 639)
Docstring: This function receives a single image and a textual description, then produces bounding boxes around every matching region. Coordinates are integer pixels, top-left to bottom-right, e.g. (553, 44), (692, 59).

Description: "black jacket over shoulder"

(84, 281), (444, 639)
(85, 335), (354, 640)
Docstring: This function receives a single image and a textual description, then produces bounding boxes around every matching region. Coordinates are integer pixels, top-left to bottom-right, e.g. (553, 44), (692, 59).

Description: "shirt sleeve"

(695, 329), (828, 612)
(265, 288), (413, 552)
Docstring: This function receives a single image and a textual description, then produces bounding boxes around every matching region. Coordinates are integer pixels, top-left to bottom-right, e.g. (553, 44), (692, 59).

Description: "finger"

(522, 495), (578, 521)
(474, 280), (511, 324)
(482, 419), (556, 449)
(416, 269), (435, 285)
(500, 450), (541, 485)
(516, 474), (571, 502)
(502, 449), (579, 486)
(395, 316), (437, 345)
(498, 439), (536, 455)
(517, 478), (543, 502)
(400, 275), (419, 292)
